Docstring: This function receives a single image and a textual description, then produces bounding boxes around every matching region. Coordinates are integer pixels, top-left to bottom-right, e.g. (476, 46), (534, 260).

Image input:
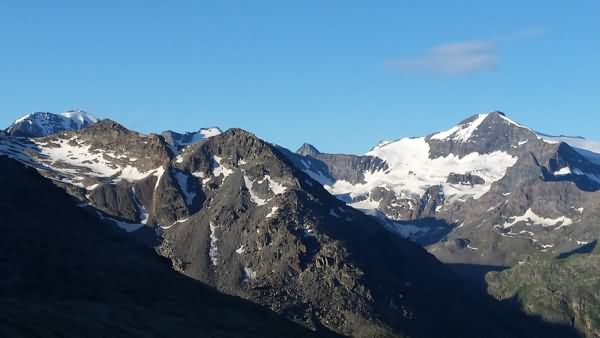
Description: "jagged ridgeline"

(288, 112), (600, 269)
(0, 110), (590, 337)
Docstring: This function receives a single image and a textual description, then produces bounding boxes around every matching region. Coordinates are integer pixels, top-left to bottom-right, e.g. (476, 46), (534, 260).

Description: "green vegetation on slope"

(487, 243), (600, 338)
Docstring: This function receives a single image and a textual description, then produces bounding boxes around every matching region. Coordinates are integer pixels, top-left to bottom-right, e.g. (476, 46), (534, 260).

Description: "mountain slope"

(537, 133), (600, 165)
(487, 243), (600, 338)
(0, 155), (326, 338)
(0, 117), (583, 337)
(5, 110), (98, 138)
(290, 112), (600, 267)
(150, 127), (580, 337)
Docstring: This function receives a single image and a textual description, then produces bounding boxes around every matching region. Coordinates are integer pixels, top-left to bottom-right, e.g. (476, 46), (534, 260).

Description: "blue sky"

(1, 1), (598, 153)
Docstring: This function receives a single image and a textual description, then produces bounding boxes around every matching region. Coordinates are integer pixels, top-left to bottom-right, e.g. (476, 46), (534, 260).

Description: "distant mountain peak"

(161, 127), (222, 151)
(429, 111), (527, 144)
(296, 143), (320, 156)
(5, 110), (99, 138)
(61, 109), (98, 125)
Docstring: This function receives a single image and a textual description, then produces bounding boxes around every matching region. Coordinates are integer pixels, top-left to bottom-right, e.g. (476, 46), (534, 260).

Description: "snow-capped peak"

(430, 113), (489, 143)
(198, 127), (222, 138)
(61, 110), (98, 128)
(428, 111), (528, 144)
(5, 110), (99, 138)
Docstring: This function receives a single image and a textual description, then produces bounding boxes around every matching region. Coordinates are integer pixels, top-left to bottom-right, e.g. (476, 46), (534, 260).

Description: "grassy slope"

(487, 245), (600, 338)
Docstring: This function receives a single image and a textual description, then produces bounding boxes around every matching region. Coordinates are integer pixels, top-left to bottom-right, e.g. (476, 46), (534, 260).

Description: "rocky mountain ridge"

(290, 112), (600, 268)
(0, 110), (588, 337)
(0, 155), (325, 338)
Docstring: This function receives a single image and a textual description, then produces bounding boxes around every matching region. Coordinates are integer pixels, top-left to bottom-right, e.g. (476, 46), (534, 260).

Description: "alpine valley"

(1, 109), (597, 338)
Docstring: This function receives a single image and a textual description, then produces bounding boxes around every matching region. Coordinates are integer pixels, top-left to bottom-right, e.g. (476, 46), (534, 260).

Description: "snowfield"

(327, 136), (518, 206)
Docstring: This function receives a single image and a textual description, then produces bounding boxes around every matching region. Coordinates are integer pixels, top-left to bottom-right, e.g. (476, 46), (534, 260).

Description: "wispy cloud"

(387, 40), (497, 76)
(387, 27), (544, 76)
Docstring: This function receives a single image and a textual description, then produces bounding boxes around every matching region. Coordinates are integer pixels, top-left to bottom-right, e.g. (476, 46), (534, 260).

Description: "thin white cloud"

(388, 40), (497, 76)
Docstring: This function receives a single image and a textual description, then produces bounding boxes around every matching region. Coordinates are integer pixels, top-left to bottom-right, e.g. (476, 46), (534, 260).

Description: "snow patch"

(173, 171), (196, 206)
(191, 171), (205, 178)
(243, 267), (257, 282)
(266, 206), (278, 218)
(199, 127), (222, 138)
(212, 155), (233, 178)
(467, 244), (479, 250)
(257, 175), (288, 195)
(35, 138), (157, 182)
(131, 186), (149, 224)
(160, 218), (189, 230)
(235, 245), (245, 254)
(553, 167), (572, 176)
(209, 222), (219, 266)
(504, 209), (573, 228)
(243, 175), (268, 206)
(153, 166), (165, 191)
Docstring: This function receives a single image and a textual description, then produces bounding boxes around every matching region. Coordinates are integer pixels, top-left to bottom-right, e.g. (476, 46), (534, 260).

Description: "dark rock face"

(87, 181), (139, 219)
(74, 120), (173, 172)
(285, 145), (389, 185)
(296, 143), (321, 157)
(312, 153), (389, 184)
(415, 185), (445, 219)
(426, 112), (539, 159)
(0, 156), (324, 338)
(161, 127), (222, 151)
(447, 172), (485, 185)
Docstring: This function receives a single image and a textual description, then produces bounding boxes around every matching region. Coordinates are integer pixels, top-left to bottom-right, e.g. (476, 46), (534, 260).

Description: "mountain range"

(2, 109), (597, 337)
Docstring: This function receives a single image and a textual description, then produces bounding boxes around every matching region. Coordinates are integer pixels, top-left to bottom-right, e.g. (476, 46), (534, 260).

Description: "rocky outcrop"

(287, 144), (389, 185)
(161, 127), (222, 151)
(447, 173), (485, 185)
